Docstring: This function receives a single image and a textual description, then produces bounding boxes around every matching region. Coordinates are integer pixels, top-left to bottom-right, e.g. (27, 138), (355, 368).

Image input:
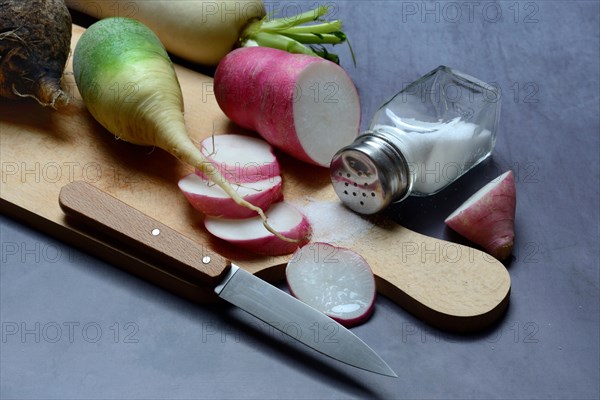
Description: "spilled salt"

(294, 198), (374, 245)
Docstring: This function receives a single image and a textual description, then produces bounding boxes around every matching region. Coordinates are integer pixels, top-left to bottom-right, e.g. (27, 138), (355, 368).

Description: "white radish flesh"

(196, 134), (280, 183)
(445, 170), (517, 261)
(204, 202), (312, 256)
(293, 62), (362, 166)
(214, 47), (361, 167)
(286, 243), (376, 327)
(179, 173), (282, 219)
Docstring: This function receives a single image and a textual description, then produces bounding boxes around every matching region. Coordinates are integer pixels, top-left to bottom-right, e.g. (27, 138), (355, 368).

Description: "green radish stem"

(73, 17), (295, 243)
(240, 5), (355, 65)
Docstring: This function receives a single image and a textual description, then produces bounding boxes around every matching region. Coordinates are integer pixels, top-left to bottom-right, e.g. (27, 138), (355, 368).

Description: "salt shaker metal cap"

(330, 130), (410, 214)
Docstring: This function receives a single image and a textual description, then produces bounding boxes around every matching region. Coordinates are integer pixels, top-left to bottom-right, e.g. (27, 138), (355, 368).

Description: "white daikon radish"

(66, 1), (350, 66)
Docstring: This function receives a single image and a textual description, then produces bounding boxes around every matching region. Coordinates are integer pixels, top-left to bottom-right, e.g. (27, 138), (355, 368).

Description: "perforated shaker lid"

(329, 133), (410, 214)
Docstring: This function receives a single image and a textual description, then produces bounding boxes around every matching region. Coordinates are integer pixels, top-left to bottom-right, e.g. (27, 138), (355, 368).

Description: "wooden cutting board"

(0, 25), (510, 332)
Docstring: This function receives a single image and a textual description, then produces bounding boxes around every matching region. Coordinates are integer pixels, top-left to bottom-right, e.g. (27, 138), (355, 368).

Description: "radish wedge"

(445, 170), (517, 261)
(196, 134), (280, 183)
(179, 173), (282, 219)
(286, 243), (376, 327)
(204, 202), (312, 256)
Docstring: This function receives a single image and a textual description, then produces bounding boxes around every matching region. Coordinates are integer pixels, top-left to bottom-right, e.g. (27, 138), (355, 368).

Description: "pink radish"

(214, 47), (361, 167)
(178, 173), (282, 219)
(196, 134), (281, 183)
(286, 243), (376, 327)
(204, 202), (312, 256)
(445, 170), (517, 261)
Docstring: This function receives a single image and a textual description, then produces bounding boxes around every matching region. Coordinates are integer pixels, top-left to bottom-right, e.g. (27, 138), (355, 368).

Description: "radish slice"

(196, 134), (280, 183)
(286, 243), (376, 327)
(204, 202), (312, 256)
(445, 170), (516, 261)
(178, 173), (283, 219)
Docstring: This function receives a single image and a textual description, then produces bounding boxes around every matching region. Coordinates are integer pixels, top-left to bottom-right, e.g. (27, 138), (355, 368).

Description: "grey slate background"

(1, 1), (599, 399)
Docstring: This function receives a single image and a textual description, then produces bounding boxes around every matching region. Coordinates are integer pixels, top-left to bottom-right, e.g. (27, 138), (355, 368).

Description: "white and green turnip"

(73, 18), (288, 240)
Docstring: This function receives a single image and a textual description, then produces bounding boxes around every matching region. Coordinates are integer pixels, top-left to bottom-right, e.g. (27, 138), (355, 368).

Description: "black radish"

(0, 0), (71, 108)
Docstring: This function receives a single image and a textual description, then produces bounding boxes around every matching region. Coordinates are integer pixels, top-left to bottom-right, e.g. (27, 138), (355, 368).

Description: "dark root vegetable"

(0, 0), (72, 108)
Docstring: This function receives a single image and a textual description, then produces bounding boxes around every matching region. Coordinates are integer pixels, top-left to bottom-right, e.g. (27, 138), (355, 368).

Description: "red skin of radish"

(238, 219), (311, 256)
(178, 173), (283, 219)
(214, 47), (360, 167)
(204, 202), (312, 256)
(445, 170), (516, 261)
(286, 243), (376, 328)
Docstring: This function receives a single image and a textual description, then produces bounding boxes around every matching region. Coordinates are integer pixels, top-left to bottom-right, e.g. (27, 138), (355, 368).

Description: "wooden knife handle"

(59, 181), (229, 286)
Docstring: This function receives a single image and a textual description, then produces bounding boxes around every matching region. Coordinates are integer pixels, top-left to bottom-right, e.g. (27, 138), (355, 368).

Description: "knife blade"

(58, 181), (397, 377)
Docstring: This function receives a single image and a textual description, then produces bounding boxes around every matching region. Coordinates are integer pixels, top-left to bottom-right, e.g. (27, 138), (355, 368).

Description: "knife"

(58, 181), (397, 377)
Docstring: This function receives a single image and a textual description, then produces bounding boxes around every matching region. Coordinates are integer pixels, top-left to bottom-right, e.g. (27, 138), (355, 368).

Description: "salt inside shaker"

(330, 66), (501, 214)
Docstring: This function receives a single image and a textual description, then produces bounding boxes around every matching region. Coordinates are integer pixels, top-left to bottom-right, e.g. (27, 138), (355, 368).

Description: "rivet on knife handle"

(58, 180), (229, 286)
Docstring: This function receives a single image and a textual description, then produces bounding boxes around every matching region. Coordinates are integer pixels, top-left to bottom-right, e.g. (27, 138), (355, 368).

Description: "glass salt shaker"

(330, 65), (501, 214)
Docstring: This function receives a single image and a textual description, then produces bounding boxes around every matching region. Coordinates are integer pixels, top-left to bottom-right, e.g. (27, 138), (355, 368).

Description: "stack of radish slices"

(178, 134), (311, 256)
(179, 134), (377, 326)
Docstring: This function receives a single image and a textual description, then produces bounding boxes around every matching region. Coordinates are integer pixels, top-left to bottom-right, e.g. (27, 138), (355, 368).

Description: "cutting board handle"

(59, 181), (229, 286)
